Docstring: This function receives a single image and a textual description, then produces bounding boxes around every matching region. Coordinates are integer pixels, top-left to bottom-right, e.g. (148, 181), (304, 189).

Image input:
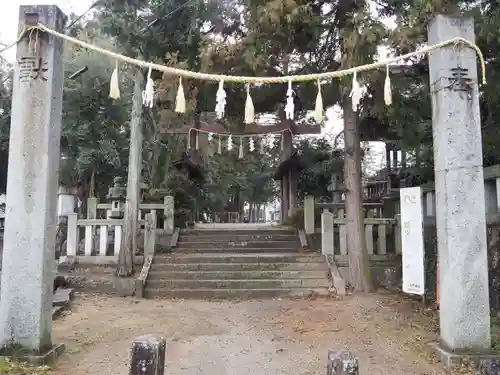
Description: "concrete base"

(0, 343), (65, 366)
(430, 342), (500, 369)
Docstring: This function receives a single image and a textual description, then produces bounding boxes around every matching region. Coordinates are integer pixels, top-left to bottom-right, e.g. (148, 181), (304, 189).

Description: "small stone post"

(428, 15), (491, 351)
(304, 195), (315, 234)
(144, 213), (156, 258)
(327, 350), (359, 375)
(66, 213), (78, 257)
(0, 5), (66, 353)
(478, 359), (500, 375)
(56, 185), (75, 262)
(129, 335), (166, 375)
(321, 209), (334, 256)
(87, 197), (98, 219)
(164, 196), (174, 234)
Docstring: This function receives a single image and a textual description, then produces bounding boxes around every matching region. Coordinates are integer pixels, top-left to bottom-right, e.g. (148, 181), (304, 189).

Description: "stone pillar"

(0, 5), (66, 353)
(428, 15), (490, 351)
(57, 186), (75, 217)
(144, 213), (156, 258)
(304, 195), (315, 234)
(129, 335), (166, 375)
(56, 185), (74, 267)
(66, 213), (78, 257)
(163, 196), (174, 234)
(87, 197), (98, 219)
(321, 210), (334, 256)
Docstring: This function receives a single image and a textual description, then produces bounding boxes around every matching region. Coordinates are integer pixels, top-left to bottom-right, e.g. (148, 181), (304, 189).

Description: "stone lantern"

(106, 177), (126, 219)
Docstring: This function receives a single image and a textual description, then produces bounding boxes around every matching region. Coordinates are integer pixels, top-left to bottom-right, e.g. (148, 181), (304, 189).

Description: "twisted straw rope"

(13, 23), (488, 85)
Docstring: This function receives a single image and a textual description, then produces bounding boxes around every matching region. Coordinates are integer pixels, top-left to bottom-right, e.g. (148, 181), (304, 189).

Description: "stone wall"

(309, 233), (401, 289)
(423, 220), (500, 311)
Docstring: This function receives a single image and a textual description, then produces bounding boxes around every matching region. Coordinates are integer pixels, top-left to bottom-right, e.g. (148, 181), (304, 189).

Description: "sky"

(0, 0), (385, 173)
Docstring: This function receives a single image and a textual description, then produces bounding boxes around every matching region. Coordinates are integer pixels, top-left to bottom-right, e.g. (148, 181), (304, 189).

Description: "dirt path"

(51, 292), (448, 375)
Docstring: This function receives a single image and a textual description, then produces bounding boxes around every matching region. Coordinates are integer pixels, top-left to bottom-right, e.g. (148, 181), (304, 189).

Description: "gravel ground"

(51, 292), (450, 375)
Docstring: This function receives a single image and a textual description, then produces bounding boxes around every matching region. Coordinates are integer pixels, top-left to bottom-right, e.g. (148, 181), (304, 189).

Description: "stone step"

(146, 278), (330, 289)
(148, 270), (328, 280)
(149, 262), (328, 272)
(177, 240), (300, 248)
(181, 230), (295, 236)
(179, 234), (298, 242)
(174, 247), (301, 254)
(153, 253), (324, 264)
(143, 287), (330, 299)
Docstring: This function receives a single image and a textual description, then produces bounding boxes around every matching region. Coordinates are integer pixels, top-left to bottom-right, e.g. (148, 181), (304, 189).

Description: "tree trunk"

(117, 69), (144, 277)
(89, 168), (95, 198)
(343, 93), (373, 292)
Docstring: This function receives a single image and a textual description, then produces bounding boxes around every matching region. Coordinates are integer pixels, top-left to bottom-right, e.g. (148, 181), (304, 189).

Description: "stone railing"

(65, 213), (157, 258)
(303, 196), (385, 234)
(87, 196), (174, 234)
(320, 209), (402, 260)
(381, 163), (500, 218)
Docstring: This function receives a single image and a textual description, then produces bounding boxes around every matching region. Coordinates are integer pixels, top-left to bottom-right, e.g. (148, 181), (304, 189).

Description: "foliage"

(201, 138), (279, 220)
(296, 138), (343, 203)
(0, 357), (50, 375)
(0, 56), (11, 193)
(2, 0), (500, 226)
(61, 28), (132, 197)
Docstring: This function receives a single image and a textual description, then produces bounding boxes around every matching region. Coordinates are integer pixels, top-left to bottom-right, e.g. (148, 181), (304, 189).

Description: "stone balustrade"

(320, 209), (402, 259)
(64, 213), (157, 259)
(87, 195), (174, 234)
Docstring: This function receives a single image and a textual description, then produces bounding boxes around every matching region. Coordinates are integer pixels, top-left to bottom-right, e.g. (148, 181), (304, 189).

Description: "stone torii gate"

(161, 118), (321, 223)
(0, 4), (492, 368)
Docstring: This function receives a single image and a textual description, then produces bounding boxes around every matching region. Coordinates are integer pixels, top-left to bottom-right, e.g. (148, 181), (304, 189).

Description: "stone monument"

(428, 14), (492, 364)
(0, 5), (66, 357)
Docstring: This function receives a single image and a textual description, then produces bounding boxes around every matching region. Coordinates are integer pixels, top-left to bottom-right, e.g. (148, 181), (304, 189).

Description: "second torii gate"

(161, 117), (321, 223)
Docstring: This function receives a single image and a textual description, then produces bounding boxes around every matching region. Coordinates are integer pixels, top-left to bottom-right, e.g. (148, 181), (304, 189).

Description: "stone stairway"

(144, 228), (331, 299)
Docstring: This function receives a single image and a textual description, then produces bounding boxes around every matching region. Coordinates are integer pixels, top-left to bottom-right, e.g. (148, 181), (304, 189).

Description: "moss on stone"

(0, 357), (50, 374)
